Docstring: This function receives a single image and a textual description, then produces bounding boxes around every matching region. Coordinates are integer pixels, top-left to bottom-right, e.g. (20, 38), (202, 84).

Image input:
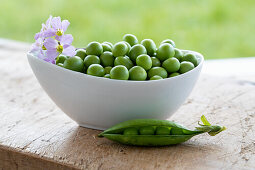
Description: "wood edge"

(0, 145), (79, 170)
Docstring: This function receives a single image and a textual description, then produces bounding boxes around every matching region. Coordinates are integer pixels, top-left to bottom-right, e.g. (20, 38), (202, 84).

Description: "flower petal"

(51, 16), (62, 30)
(63, 44), (70, 49)
(46, 15), (53, 27)
(43, 28), (56, 37)
(37, 49), (45, 59)
(62, 45), (76, 57)
(44, 38), (58, 50)
(43, 58), (55, 64)
(60, 34), (73, 45)
(34, 32), (41, 40)
(30, 38), (43, 52)
(40, 23), (46, 32)
(55, 35), (62, 41)
(46, 49), (59, 60)
(30, 43), (39, 53)
(37, 38), (44, 44)
(61, 20), (70, 32)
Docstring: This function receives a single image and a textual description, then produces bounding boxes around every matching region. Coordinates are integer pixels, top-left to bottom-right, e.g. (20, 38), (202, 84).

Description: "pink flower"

(30, 38), (45, 59)
(30, 15), (76, 64)
(34, 16), (53, 40)
(43, 34), (75, 62)
(43, 16), (70, 40)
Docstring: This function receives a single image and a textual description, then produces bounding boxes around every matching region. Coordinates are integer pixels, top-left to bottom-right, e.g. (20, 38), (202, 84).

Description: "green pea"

(56, 54), (68, 64)
(123, 34), (138, 46)
(75, 49), (87, 60)
(123, 127), (139, 135)
(155, 127), (171, 135)
(110, 65), (129, 80)
(141, 39), (157, 56)
(129, 66), (147, 81)
(87, 64), (105, 77)
(150, 75), (163, 80)
(156, 43), (175, 62)
(104, 66), (112, 74)
(104, 74), (111, 78)
(151, 57), (161, 67)
(169, 72), (180, 77)
(148, 67), (168, 79)
(121, 41), (131, 54)
(63, 56), (85, 72)
(128, 44), (147, 62)
(139, 126), (155, 135)
(112, 42), (128, 57)
(179, 61), (195, 74)
(57, 63), (64, 67)
(171, 128), (185, 135)
(161, 39), (176, 48)
(102, 43), (112, 52)
(102, 42), (113, 48)
(86, 41), (103, 56)
(173, 48), (183, 61)
(84, 55), (100, 68)
(100, 52), (114, 67)
(114, 56), (134, 70)
(162, 58), (180, 73)
(136, 54), (152, 71)
(182, 53), (198, 66)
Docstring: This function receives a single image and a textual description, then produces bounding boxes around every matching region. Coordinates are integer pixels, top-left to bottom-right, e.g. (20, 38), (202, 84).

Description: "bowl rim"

(27, 49), (204, 84)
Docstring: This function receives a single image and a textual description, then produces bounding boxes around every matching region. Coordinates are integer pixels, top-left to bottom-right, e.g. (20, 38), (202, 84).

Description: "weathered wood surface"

(0, 40), (254, 170)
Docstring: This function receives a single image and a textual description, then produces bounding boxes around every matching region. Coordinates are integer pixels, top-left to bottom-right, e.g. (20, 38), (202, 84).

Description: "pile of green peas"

(56, 34), (199, 81)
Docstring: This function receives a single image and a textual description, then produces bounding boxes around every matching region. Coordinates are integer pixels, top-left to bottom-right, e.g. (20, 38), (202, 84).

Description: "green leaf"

(208, 126), (227, 136)
(201, 115), (211, 126)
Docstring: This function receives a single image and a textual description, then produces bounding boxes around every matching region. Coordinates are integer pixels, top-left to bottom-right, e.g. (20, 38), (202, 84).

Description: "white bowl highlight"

(27, 50), (203, 130)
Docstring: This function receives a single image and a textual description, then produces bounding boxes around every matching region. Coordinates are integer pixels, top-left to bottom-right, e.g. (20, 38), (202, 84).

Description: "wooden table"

(0, 39), (254, 170)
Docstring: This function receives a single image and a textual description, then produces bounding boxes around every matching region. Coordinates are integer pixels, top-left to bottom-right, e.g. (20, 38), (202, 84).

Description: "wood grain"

(0, 40), (254, 169)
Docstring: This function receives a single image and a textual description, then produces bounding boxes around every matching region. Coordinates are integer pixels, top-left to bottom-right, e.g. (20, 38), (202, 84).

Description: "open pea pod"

(98, 115), (226, 146)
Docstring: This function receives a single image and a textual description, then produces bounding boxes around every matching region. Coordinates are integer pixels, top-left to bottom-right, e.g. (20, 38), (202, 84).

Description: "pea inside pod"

(98, 115), (226, 146)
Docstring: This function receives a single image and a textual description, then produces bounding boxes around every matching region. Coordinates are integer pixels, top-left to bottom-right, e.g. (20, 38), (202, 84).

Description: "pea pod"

(98, 115), (226, 146)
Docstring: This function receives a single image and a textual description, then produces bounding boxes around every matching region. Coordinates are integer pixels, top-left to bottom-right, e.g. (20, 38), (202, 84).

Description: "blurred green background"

(0, 0), (254, 59)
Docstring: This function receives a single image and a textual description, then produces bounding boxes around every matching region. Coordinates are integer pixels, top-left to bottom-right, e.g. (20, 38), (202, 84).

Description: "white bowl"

(27, 50), (203, 130)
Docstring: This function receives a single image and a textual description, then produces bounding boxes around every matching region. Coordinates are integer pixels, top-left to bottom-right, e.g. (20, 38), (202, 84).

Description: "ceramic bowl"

(27, 50), (203, 130)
